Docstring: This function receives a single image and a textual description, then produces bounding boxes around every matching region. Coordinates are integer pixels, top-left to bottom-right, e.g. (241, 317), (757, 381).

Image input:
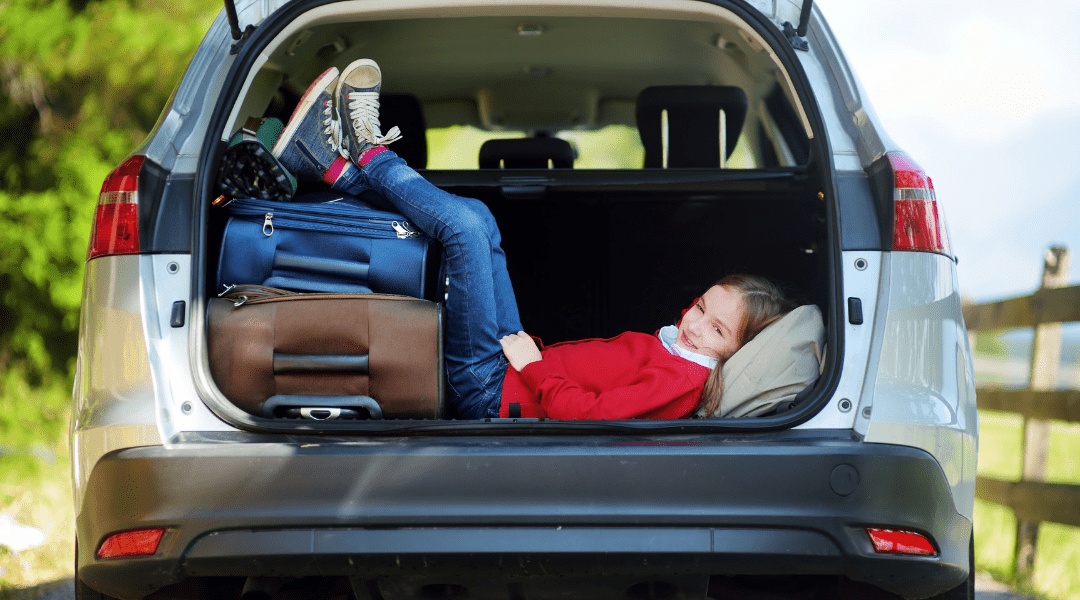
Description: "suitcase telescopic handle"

(261, 395), (383, 420)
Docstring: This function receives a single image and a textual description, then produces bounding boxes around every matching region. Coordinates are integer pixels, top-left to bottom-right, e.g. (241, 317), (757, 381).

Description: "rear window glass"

(425, 124), (759, 170)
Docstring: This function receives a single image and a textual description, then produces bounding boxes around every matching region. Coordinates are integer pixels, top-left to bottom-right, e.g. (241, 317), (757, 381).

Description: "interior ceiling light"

(517, 24), (544, 36)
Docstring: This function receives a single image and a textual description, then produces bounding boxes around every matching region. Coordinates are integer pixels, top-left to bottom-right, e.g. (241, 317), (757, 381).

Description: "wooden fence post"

(1015, 245), (1070, 582)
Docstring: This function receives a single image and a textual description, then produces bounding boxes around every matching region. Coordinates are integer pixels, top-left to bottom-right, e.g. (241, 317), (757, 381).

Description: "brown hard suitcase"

(207, 285), (444, 420)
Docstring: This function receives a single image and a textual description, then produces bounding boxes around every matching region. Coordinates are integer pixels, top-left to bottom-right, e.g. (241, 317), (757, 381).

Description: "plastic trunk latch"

(847, 297), (863, 325)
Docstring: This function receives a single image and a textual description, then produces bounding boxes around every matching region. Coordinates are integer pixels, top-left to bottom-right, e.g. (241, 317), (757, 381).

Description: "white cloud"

(878, 29), (1058, 143)
(821, 1), (1076, 143)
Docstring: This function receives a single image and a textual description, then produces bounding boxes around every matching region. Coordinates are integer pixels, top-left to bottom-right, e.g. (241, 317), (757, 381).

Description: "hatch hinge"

(782, 22), (807, 51)
(229, 25), (257, 54)
(782, 0), (814, 51)
(224, 0), (256, 54)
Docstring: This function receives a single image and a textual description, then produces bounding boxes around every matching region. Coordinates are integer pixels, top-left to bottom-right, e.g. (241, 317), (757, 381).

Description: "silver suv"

(72, 1), (977, 599)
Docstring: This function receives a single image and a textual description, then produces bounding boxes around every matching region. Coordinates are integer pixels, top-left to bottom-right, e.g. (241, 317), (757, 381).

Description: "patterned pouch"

(216, 117), (296, 203)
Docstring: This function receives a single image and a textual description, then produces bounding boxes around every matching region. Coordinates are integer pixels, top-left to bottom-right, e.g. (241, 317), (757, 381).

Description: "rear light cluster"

(97, 527), (166, 559)
(865, 527), (937, 556)
(887, 152), (951, 257)
(87, 154), (145, 261)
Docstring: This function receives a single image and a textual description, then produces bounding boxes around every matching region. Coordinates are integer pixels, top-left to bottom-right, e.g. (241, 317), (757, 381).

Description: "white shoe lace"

(346, 90), (403, 147)
(322, 99), (348, 159)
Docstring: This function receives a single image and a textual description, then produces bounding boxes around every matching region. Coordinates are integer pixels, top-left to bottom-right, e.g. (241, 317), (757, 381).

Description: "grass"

(970, 328), (1080, 600)
(0, 372), (74, 592)
(972, 410), (1080, 600)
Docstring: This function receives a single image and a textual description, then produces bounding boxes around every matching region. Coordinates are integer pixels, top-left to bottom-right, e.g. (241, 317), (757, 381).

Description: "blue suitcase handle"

(265, 250), (376, 294)
(274, 250), (371, 280)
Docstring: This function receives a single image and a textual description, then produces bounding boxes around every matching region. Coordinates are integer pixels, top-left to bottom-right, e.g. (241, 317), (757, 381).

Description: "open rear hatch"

(192, 0), (841, 433)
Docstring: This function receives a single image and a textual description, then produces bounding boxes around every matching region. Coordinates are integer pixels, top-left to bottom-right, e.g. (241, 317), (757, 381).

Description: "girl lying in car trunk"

(272, 59), (799, 420)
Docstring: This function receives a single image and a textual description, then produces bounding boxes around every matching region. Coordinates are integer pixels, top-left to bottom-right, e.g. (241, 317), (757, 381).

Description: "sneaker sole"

(272, 66), (340, 157)
(336, 59), (382, 158)
(337, 58), (381, 92)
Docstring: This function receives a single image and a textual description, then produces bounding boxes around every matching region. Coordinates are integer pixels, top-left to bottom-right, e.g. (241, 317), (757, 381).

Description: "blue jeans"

(332, 150), (521, 419)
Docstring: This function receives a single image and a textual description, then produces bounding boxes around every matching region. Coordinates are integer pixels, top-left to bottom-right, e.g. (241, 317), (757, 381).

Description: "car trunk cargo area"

(426, 170), (827, 345)
(195, 1), (839, 428)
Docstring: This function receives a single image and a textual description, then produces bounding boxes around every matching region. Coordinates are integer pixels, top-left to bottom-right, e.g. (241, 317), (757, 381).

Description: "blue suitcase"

(216, 194), (442, 299)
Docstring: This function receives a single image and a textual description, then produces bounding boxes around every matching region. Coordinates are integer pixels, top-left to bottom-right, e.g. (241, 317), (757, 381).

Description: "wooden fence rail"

(973, 388), (1080, 423)
(964, 285), (1080, 330)
(962, 245), (1080, 583)
(974, 478), (1080, 528)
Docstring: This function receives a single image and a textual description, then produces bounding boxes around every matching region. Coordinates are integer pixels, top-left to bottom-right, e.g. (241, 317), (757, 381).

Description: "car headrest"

(478, 137), (575, 169)
(380, 94), (427, 168)
(636, 85), (749, 168)
(696, 304), (825, 418)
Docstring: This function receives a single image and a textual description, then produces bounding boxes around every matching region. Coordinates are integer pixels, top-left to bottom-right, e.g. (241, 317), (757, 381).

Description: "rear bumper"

(77, 430), (970, 600)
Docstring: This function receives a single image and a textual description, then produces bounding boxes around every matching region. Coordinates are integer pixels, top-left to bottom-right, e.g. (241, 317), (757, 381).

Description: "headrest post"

(478, 137), (576, 169)
(661, 109), (669, 169)
(719, 109), (727, 169)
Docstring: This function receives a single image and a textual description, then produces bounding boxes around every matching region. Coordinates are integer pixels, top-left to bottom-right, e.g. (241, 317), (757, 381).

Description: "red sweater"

(498, 332), (711, 420)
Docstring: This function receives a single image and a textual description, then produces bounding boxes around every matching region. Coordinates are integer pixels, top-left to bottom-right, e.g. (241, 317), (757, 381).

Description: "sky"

(813, 0), (1080, 303)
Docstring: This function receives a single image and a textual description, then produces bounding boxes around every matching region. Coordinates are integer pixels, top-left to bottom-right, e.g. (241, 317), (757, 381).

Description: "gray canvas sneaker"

(336, 59), (402, 162)
(272, 66), (354, 184)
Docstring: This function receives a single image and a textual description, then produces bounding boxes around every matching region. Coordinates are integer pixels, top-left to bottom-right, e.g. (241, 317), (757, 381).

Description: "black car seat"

(478, 137), (575, 169)
(636, 85), (748, 168)
(380, 94), (427, 168)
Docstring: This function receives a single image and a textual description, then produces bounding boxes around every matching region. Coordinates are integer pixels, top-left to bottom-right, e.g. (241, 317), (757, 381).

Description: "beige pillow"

(697, 304), (825, 418)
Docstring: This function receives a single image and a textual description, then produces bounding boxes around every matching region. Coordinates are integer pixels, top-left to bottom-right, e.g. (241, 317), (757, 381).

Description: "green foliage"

(0, 0), (220, 379)
(0, 374), (73, 590)
(0, 368), (70, 455)
(972, 330), (1009, 357)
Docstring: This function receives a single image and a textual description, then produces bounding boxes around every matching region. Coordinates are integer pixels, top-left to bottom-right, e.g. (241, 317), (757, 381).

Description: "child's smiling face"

(675, 284), (745, 361)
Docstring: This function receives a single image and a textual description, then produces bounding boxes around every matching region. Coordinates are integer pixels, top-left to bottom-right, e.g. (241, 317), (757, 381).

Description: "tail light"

(97, 527), (166, 559)
(87, 154), (145, 261)
(865, 527), (937, 556)
(888, 152), (951, 257)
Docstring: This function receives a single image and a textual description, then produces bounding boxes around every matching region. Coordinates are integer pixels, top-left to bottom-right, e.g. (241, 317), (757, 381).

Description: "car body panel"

(229, 0), (807, 40)
(140, 254), (235, 440)
(794, 250), (882, 431)
(72, 254), (237, 514)
(861, 251), (978, 520)
(73, 0), (976, 597)
(143, 13), (236, 175)
(806, 5), (892, 167)
(72, 256), (163, 514)
(77, 431), (969, 600)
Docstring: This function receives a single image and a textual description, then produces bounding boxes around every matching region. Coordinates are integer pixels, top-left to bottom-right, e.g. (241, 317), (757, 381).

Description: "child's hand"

(500, 331), (542, 371)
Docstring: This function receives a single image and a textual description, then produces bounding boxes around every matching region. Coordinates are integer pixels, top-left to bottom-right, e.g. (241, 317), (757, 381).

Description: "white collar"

(658, 325), (718, 370)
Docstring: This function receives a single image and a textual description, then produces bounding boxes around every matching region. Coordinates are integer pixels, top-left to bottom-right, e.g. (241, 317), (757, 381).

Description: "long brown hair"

(697, 274), (795, 416)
